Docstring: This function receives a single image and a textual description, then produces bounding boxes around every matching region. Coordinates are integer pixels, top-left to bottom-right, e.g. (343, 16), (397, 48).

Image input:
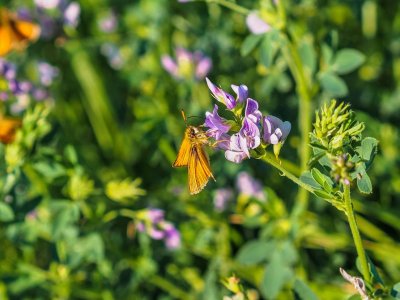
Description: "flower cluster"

(161, 47), (212, 81)
(0, 59), (57, 113)
(204, 78), (291, 163)
(136, 208), (181, 250)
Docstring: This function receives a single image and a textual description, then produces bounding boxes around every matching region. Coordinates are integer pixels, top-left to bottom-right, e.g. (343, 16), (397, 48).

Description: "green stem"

(260, 152), (315, 194)
(343, 184), (371, 283)
(205, 0), (250, 15)
(280, 34), (313, 219)
(149, 275), (190, 300)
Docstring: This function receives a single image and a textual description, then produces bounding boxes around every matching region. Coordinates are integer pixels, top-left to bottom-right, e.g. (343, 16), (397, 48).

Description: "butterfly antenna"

(180, 109), (188, 126)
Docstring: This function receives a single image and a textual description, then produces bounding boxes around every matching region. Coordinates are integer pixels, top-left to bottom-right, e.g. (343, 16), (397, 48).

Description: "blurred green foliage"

(0, 0), (399, 299)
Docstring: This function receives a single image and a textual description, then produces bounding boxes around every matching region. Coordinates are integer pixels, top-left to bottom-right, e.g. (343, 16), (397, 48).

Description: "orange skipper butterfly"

(0, 8), (41, 57)
(173, 111), (215, 195)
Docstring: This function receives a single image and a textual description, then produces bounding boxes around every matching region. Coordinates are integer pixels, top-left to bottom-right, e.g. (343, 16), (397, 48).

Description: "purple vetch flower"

(63, 2), (80, 27)
(206, 78), (236, 109)
(38, 62), (59, 86)
(205, 104), (231, 140)
(246, 12), (271, 35)
(239, 117), (261, 157)
(262, 115), (291, 144)
(225, 134), (248, 163)
(214, 188), (234, 211)
(245, 98), (262, 124)
(236, 171), (266, 201)
(162, 48), (212, 80)
(231, 84), (248, 104)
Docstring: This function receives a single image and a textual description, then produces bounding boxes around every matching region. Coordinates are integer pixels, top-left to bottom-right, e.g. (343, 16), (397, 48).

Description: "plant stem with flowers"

(203, 78), (381, 296)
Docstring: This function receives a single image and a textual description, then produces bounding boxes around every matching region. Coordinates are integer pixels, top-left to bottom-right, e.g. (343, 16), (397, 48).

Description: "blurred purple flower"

(9, 80), (32, 95)
(38, 62), (59, 86)
(206, 78), (236, 109)
(162, 222), (181, 249)
(162, 47), (212, 80)
(214, 188), (234, 211)
(98, 10), (117, 33)
(205, 104), (231, 140)
(246, 12), (271, 35)
(149, 227), (165, 240)
(147, 208), (165, 223)
(26, 210), (38, 221)
(0, 59), (16, 80)
(34, 0), (61, 9)
(63, 2), (80, 27)
(137, 208), (181, 250)
(236, 171), (266, 201)
(262, 115), (291, 144)
(0, 92), (8, 101)
(161, 55), (179, 78)
(101, 43), (125, 70)
(32, 88), (49, 101)
(194, 52), (212, 79)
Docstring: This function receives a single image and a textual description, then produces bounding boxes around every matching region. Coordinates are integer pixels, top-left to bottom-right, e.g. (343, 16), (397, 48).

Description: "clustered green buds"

(311, 100), (365, 153)
(330, 154), (355, 185)
(307, 99), (378, 198)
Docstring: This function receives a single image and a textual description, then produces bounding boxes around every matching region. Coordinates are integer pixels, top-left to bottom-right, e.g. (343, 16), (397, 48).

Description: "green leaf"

(259, 31), (279, 68)
(332, 48), (366, 75)
(391, 282), (400, 298)
(236, 240), (274, 265)
(356, 170), (372, 194)
(241, 34), (263, 56)
(299, 38), (317, 75)
(293, 279), (319, 300)
(314, 190), (333, 200)
(311, 168), (326, 187)
(322, 44), (334, 66)
(358, 137), (378, 166)
(0, 202), (14, 222)
(300, 171), (321, 190)
(33, 161), (66, 181)
(260, 252), (293, 299)
(319, 72), (348, 97)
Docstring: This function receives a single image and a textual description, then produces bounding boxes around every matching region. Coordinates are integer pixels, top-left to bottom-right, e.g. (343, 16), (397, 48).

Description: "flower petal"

(246, 12), (271, 35)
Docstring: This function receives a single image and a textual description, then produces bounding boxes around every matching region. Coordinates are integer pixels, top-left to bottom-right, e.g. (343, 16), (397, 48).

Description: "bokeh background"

(0, 0), (399, 299)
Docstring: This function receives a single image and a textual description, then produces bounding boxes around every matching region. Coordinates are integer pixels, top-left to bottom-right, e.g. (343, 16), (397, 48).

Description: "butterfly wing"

(11, 18), (41, 42)
(0, 24), (13, 56)
(188, 144), (215, 195)
(173, 129), (191, 167)
(0, 118), (21, 144)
